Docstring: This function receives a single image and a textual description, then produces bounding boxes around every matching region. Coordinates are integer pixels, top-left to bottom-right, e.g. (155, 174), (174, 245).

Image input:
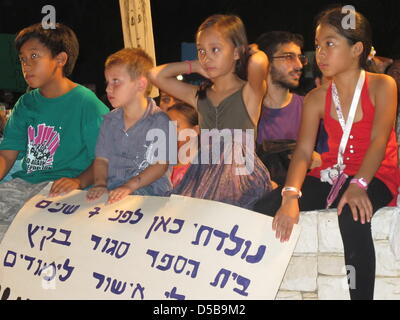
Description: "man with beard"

(256, 31), (307, 143)
(255, 31), (320, 186)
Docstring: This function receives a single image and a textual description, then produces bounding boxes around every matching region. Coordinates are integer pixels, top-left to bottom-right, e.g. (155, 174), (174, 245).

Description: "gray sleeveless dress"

(171, 86), (272, 209)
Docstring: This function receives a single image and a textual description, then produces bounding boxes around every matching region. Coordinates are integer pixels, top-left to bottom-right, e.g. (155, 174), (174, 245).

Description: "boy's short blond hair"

(105, 48), (154, 95)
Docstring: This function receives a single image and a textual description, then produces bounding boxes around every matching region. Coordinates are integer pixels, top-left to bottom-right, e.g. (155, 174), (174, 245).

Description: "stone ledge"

(375, 241), (400, 277)
(294, 211), (318, 254)
(317, 275), (350, 300)
(279, 206), (400, 300)
(317, 210), (344, 253)
(389, 210), (400, 259)
(276, 290), (302, 300)
(372, 207), (399, 240)
(374, 278), (400, 300)
(280, 255), (318, 292)
(302, 292), (318, 300)
(318, 254), (346, 276)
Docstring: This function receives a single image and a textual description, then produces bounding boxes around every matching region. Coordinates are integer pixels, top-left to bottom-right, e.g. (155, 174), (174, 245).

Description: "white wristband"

(281, 186), (302, 198)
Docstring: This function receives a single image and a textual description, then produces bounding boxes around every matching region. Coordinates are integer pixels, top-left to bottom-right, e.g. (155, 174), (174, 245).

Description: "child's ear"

(233, 46), (242, 61)
(55, 52), (68, 68)
(352, 41), (364, 59)
(136, 76), (149, 93)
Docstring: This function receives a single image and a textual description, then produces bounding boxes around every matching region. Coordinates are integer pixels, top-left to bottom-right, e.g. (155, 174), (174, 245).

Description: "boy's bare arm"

(86, 158), (109, 201)
(49, 158), (108, 197)
(0, 150), (19, 181)
(124, 163), (169, 191)
(91, 158), (109, 187)
(107, 163), (169, 204)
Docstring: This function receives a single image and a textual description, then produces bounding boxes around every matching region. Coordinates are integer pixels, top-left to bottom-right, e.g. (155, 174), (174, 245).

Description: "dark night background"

(0, 0), (399, 98)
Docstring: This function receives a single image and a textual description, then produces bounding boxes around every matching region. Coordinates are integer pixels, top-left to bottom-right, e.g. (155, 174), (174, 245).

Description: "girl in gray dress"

(150, 14), (272, 209)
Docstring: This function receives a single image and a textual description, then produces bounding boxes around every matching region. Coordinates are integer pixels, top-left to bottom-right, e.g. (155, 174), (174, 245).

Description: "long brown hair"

(196, 14), (249, 98)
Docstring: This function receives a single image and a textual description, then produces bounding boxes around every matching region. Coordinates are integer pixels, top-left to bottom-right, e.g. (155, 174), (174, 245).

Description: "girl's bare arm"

(243, 47), (269, 124)
(272, 87), (325, 242)
(149, 61), (203, 108)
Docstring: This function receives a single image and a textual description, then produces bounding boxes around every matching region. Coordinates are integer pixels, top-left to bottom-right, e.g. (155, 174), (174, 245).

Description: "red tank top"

(309, 74), (399, 206)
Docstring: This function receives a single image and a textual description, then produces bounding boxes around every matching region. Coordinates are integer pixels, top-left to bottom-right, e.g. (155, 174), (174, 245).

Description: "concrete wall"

(277, 206), (400, 300)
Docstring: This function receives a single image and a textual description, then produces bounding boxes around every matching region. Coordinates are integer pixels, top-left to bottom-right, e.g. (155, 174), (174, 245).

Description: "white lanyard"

(331, 70), (365, 168)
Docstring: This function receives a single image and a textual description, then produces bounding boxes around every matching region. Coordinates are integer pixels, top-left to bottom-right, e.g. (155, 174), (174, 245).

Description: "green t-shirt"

(0, 85), (109, 183)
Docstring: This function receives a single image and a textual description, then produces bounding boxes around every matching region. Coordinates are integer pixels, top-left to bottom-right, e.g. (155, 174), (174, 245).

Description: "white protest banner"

(0, 188), (300, 300)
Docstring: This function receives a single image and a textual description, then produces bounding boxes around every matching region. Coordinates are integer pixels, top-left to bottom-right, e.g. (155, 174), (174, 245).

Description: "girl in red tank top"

(254, 7), (399, 300)
(308, 73), (399, 206)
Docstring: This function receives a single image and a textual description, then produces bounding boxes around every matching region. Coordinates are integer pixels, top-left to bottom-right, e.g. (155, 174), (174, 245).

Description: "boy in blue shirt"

(0, 23), (109, 223)
(86, 48), (172, 204)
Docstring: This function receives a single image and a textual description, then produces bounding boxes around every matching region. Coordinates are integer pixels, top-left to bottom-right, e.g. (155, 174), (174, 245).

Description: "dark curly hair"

(15, 23), (79, 77)
(256, 31), (304, 60)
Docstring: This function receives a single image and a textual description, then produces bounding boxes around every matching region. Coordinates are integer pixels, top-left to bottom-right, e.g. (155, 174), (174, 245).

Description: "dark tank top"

(197, 86), (255, 130)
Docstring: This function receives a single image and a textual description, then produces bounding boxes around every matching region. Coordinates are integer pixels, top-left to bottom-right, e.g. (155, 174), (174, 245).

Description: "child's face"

(159, 92), (178, 111)
(104, 64), (137, 109)
(18, 38), (60, 89)
(315, 24), (361, 77)
(167, 109), (198, 149)
(196, 27), (239, 79)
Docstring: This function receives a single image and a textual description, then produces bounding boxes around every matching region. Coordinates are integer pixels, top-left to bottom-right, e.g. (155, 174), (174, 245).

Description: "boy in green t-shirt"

(0, 23), (109, 223)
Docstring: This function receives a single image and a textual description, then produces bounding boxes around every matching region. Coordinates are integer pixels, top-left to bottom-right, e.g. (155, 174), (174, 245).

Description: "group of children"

(0, 7), (399, 300)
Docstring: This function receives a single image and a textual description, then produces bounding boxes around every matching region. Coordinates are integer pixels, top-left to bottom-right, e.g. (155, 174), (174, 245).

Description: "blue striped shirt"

(95, 98), (172, 195)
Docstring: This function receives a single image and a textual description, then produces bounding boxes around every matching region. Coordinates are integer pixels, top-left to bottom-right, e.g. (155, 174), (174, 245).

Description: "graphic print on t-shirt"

(26, 123), (60, 173)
